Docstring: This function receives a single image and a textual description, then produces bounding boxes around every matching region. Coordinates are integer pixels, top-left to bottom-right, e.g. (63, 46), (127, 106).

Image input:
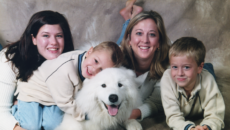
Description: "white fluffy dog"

(56, 67), (143, 130)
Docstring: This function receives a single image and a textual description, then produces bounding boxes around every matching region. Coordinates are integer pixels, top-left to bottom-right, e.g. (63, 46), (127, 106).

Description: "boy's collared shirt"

(161, 69), (225, 130)
(78, 52), (86, 82)
(177, 75), (201, 101)
(176, 75), (202, 118)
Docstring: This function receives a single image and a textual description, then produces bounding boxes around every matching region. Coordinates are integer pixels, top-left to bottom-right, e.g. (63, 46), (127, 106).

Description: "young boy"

(161, 37), (225, 130)
(14, 41), (123, 130)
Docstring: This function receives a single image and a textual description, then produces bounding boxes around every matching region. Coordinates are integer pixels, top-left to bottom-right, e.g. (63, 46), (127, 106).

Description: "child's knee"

(42, 110), (64, 129)
(20, 119), (42, 130)
(15, 101), (43, 129)
(40, 105), (64, 129)
(43, 120), (62, 130)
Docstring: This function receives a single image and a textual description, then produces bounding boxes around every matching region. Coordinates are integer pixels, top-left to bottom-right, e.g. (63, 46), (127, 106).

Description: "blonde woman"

(118, 8), (170, 120)
(117, 0), (216, 121)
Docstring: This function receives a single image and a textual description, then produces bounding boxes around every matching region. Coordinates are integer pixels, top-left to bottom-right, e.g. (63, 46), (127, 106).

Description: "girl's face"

(32, 24), (64, 60)
(129, 18), (160, 62)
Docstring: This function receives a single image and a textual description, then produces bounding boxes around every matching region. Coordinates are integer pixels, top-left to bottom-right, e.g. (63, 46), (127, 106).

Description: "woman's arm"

(128, 71), (163, 120)
(137, 80), (163, 120)
(0, 51), (22, 130)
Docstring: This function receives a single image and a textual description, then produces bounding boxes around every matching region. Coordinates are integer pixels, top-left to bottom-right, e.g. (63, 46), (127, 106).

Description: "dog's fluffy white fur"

(56, 67), (143, 130)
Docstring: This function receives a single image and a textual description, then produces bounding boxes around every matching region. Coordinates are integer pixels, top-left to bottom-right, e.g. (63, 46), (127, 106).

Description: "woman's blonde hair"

(120, 11), (170, 80)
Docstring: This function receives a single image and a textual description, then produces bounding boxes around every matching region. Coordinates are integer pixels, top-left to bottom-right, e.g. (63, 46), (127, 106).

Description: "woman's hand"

(13, 125), (25, 130)
(129, 109), (141, 119)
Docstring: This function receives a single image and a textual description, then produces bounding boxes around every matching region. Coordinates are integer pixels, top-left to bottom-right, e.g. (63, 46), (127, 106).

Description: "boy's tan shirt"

(16, 50), (86, 121)
(161, 69), (225, 130)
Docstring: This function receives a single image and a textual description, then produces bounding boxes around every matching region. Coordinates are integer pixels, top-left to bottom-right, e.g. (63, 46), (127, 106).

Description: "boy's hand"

(190, 125), (205, 130)
(202, 125), (210, 130)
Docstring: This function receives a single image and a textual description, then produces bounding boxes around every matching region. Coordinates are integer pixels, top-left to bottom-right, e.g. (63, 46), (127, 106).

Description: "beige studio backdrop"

(0, 0), (230, 69)
(0, 0), (230, 129)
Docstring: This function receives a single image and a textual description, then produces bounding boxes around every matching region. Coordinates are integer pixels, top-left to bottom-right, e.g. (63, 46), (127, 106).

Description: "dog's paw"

(125, 119), (143, 130)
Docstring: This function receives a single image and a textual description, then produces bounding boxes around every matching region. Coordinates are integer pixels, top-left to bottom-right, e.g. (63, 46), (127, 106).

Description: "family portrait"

(0, 0), (229, 130)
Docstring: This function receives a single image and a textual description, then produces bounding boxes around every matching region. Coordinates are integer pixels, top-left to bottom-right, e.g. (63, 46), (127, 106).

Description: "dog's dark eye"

(101, 84), (106, 88)
(118, 83), (123, 87)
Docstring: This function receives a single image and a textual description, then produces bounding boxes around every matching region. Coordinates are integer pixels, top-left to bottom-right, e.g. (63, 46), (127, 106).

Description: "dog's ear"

(123, 68), (136, 78)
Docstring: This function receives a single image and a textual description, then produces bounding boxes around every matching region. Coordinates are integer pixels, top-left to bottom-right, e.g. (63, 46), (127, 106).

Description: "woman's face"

(129, 18), (160, 62)
(32, 24), (64, 60)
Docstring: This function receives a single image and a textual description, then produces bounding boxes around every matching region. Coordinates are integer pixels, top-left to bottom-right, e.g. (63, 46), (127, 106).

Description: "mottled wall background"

(0, 0), (229, 69)
(0, 1), (230, 129)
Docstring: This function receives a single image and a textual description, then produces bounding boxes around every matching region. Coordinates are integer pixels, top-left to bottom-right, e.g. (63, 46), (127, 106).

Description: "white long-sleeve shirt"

(136, 72), (163, 120)
(0, 49), (19, 130)
(161, 69), (225, 130)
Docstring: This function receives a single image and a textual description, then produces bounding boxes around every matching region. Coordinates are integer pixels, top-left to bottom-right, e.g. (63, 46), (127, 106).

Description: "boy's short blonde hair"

(93, 41), (123, 67)
(169, 37), (206, 65)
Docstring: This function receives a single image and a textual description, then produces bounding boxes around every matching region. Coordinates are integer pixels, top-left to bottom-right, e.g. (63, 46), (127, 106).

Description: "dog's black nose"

(109, 94), (118, 103)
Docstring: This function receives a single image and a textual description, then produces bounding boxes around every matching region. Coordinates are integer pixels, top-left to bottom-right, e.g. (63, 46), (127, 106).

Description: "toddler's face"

(170, 55), (203, 91)
(82, 48), (114, 79)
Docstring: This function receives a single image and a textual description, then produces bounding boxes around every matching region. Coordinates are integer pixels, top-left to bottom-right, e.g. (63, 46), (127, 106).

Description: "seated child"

(13, 41), (123, 130)
(161, 37), (225, 130)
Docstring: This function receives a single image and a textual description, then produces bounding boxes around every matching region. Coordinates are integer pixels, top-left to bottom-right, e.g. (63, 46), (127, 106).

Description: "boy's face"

(82, 47), (114, 79)
(170, 55), (203, 91)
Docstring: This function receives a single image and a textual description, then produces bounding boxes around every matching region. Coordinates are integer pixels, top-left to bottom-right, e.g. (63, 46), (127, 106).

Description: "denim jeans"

(12, 100), (64, 130)
(0, 43), (2, 51)
(116, 19), (130, 45)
